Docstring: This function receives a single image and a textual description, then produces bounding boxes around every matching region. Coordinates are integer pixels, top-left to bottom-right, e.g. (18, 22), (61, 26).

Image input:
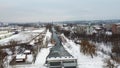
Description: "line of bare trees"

(0, 49), (8, 68)
(8, 40), (20, 55)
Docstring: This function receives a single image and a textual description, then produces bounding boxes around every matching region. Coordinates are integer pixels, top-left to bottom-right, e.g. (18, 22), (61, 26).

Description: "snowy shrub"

(45, 24), (52, 31)
(103, 59), (118, 68)
(80, 40), (97, 58)
(111, 45), (120, 63)
(8, 40), (20, 54)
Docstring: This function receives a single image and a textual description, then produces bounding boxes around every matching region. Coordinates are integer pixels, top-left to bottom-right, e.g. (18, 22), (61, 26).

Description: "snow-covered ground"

(4, 29), (53, 68)
(2, 27), (115, 68)
(26, 28), (45, 33)
(35, 48), (50, 68)
(0, 32), (14, 40)
(0, 28), (45, 45)
(61, 34), (111, 68)
(95, 42), (112, 54)
(30, 29), (52, 68)
(0, 32), (13, 37)
(34, 29), (52, 67)
(43, 29), (52, 46)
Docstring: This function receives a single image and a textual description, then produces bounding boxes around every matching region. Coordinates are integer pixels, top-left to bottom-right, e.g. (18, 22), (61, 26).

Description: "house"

(112, 24), (120, 34)
(24, 50), (31, 54)
(86, 23), (94, 35)
(74, 25), (87, 34)
(46, 57), (77, 68)
(93, 25), (105, 35)
(104, 24), (112, 31)
(16, 54), (27, 62)
(105, 31), (112, 36)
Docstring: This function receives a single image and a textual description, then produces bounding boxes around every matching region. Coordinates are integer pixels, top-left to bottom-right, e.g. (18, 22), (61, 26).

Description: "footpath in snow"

(34, 29), (52, 68)
(35, 48), (50, 68)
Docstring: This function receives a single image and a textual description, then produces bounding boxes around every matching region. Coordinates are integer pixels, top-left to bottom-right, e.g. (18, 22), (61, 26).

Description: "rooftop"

(47, 27), (73, 59)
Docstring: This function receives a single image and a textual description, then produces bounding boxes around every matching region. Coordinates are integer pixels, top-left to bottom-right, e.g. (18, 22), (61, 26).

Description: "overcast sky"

(0, 0), (120, 22)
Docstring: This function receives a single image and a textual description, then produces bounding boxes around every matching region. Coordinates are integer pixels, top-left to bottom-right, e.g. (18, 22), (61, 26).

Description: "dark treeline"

(63, 30), (120, 43)
(54, 25), (120, 43)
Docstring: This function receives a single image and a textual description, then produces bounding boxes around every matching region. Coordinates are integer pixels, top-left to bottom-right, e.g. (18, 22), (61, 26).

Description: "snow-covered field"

(0, 28), (45, 45)
(35, 48), (50, 68)
(0, 32), (13, 37)
(0, 32), (14, 40)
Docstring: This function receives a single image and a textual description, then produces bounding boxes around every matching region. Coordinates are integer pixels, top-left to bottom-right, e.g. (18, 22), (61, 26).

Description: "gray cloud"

(0, 0), (120, 22)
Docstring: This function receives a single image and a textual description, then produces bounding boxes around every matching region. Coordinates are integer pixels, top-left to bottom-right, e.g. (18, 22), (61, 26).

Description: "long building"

(46, 27), (77, 68)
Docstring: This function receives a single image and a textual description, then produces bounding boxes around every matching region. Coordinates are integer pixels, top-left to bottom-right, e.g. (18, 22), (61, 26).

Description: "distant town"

(0, 20), (120, 68)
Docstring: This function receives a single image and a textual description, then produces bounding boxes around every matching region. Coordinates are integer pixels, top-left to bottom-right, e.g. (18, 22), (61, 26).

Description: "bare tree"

(80, 40), (97, 58)
(8, 40), (20, 55)
(0, 49), (7, 68)
(34, 36), (44, 53)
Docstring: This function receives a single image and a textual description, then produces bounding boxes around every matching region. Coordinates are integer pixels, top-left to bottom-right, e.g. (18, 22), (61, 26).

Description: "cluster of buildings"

(15, 49), (32, 63)
(73, 24), (108, 35)
(112, 24), (120, 34)
(59, 23), (120, 36)
(9, 44), (34, 65)
(0, 22), (8, 27)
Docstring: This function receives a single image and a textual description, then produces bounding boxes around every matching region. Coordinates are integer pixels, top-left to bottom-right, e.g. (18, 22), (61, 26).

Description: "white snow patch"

(26, 54), (33, 63)
(43, 29), (52, 45)
(0, 28), (45, 45)
(35, 48), (50, 67)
